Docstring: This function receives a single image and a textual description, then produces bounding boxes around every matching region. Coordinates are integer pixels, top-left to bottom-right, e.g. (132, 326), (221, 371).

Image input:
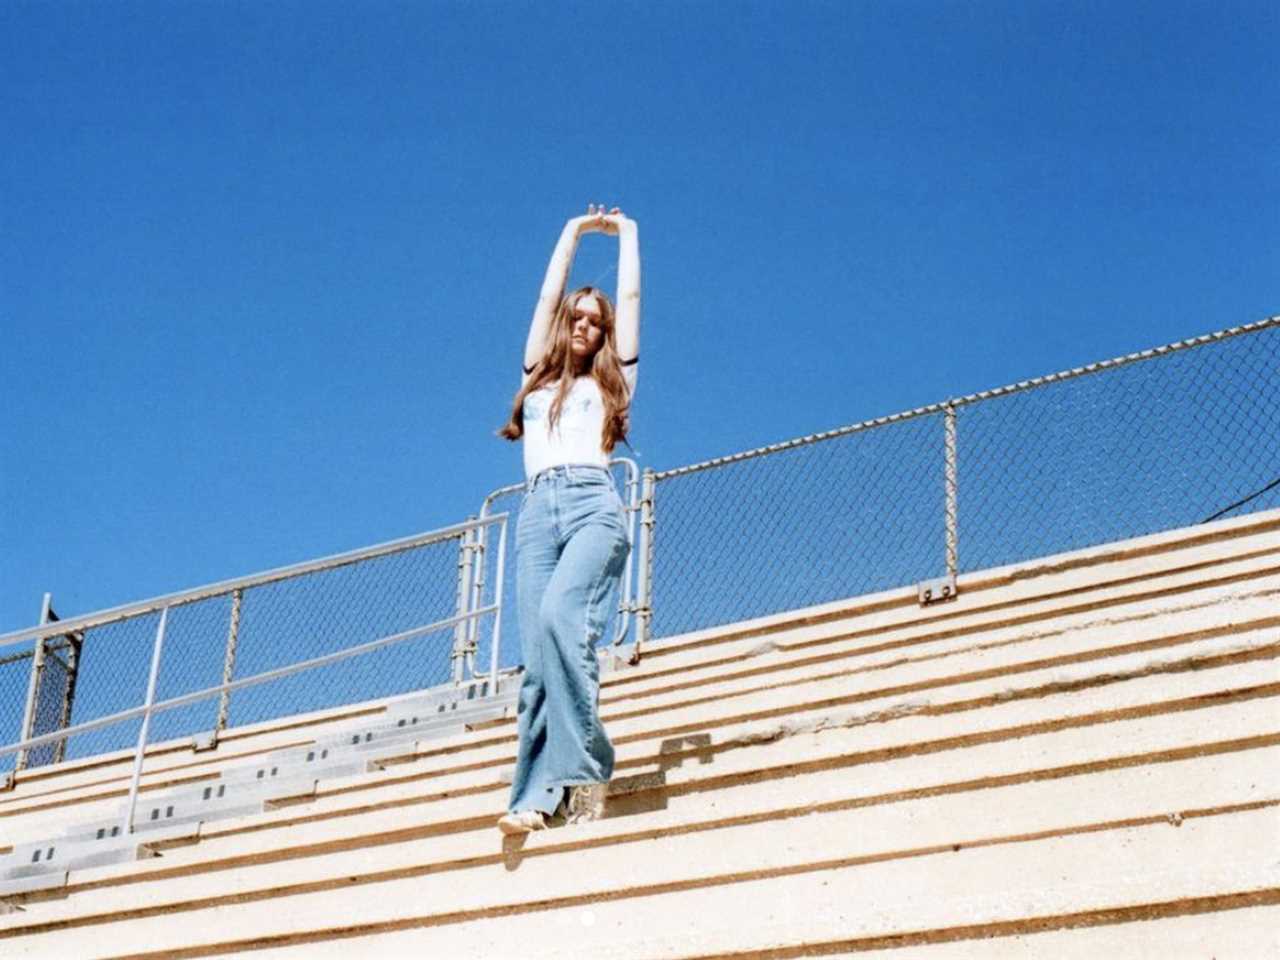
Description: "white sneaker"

(564, 782), (607, 825)
(497, 809), (549, 834)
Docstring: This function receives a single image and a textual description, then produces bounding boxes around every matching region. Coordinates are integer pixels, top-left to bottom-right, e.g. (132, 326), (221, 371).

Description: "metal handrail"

(0, 603), (501, 764)
(0, 516), (502, 649)
(1, 512), (510, 834)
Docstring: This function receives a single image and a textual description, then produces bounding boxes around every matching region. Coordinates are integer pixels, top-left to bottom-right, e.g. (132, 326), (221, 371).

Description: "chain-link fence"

(646, 316), (1280, 640)
(957, 322), (1280, 572)
(24, 633), (80, 767)
(648, 413), (947, 637)
(0, 517), (506, 775)
(0, 647), (35, 776)
(4, 316), (1277, 775)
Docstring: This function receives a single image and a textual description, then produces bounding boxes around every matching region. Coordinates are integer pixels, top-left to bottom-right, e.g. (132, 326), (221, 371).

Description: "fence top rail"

(0, 513), (510, 649)
(652, 314), (1280, 481)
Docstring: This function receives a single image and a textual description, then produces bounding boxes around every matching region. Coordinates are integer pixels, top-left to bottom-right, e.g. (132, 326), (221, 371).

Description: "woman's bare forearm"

(523, 220), (584, 373)
(613, 218), (640, 363)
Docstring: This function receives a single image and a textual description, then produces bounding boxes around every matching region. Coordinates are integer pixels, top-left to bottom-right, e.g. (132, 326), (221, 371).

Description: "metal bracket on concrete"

(917, 575), (958, 606)
(191, 730), (220, 753)
(598, 643), (638, 675)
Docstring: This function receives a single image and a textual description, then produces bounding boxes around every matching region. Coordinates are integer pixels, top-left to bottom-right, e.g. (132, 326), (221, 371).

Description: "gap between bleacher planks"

(18, 784), (1279, 959)
(3, 657), (1275, 942)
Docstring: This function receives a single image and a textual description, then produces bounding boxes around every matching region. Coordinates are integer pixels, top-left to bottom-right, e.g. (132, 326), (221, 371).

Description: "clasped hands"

(571, 203), (632, 236)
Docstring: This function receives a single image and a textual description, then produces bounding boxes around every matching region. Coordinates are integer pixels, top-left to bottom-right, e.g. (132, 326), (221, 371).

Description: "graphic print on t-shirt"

(524, 383), (593, 432)
(525, 388), (549, 423)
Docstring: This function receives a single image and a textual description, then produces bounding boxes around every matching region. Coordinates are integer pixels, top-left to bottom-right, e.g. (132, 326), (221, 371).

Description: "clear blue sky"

(3, 0), (1277, 634)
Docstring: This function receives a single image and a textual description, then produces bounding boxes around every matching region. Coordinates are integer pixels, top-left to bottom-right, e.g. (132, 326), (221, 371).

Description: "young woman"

(496, 205), (640, 834)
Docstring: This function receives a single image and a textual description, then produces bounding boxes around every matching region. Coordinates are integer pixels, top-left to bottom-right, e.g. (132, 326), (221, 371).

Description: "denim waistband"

(525, 463), (612, 492)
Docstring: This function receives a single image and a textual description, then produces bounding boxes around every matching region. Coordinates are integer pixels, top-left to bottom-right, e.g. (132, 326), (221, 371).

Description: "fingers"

(582, 204), (628, 229)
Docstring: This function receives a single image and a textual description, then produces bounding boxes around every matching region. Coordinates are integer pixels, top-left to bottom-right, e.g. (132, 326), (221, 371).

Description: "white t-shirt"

(522, 365), (637, 478)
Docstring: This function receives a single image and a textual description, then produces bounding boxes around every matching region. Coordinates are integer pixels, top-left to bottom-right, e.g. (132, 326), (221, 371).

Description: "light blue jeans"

(508, 464), (630, 815)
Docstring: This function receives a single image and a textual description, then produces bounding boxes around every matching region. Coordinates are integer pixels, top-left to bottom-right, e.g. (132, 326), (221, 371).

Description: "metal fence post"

(487, 516), (509, 687)
(54, 630), (82, 766)
(944, 402), (958, 579)
(213, 588), (243, 735)
(123, 606), (169, 836)
(452, 522), (477, 683)
(633, 468), (656, 663)
(15, 593), (54, 773)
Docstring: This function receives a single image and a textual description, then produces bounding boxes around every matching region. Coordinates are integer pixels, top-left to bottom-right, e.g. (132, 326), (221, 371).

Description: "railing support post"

(452, 522), (477, 684)
(213, 588), (243, 735)
(944, 402), (958, 579)
(123, 606), (169, 836)
(633, 468), (656, 664)
(488, 516), (509, 688)
(15, 593), (54, 773)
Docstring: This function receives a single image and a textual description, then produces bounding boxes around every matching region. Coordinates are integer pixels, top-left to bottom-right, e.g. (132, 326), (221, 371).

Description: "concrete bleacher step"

(617, 529), (1280, 693)
(14, 772), (1276, 959)
(1, 649), (1273, 951)
(252, 903), (1280, 960)
(627, 512), (1280, 657)
(288, 578), (1280, 803)
(609, 558), (1280, 708)
(218, 805), (1280, 960)
(0, 571), (1254, 876)
(8, 700), (1275, 936)
(0, 701), (511, 881)
(5, 586), (1269, 911)
(0, 509), (1274, 957)
(17, 613), (1267, 902)
(1, 521), (1271, 839)
(805, 905), (1280, 960)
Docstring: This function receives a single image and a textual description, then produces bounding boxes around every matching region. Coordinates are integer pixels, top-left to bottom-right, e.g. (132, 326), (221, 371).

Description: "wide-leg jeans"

(508, 464), (630, 816)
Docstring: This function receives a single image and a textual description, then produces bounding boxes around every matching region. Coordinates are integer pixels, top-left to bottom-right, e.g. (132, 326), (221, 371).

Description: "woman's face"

(569, 295), (605, 364)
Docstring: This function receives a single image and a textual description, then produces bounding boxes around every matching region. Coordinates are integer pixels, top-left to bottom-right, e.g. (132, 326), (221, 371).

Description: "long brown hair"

(500, 286), (631, 452)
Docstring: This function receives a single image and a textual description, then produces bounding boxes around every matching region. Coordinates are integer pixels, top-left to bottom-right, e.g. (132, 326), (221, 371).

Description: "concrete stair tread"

(5, 677), (1274, 931)
(13, 800), (1277, 959)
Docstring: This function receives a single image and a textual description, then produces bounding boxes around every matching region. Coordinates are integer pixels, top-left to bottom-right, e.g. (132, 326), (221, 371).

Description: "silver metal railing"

(1, 515), (509, 779)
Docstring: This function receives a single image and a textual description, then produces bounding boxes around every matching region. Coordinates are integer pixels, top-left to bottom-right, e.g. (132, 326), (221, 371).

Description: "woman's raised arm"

(609, 214), (640, 364)
(522, 213), (592, 378)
